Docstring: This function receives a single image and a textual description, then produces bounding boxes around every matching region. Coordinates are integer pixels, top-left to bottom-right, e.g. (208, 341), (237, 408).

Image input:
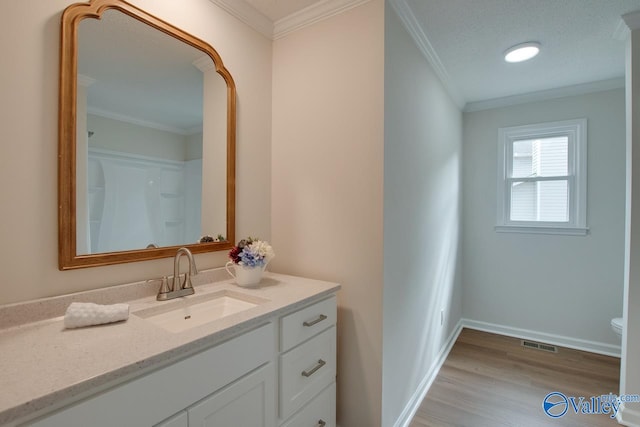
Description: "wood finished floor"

(410, 329), (621, 427)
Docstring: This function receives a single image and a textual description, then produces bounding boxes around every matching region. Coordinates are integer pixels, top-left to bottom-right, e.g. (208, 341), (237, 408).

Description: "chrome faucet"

(156, 247), (198, 301)
(174, 247), (198, 291)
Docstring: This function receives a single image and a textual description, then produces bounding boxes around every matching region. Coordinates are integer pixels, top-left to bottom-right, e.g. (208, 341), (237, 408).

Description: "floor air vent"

(521, 340), (558, 353)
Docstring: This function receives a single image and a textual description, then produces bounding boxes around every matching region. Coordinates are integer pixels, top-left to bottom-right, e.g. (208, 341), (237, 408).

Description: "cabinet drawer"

(279, 326), (336, 420)
(281, 382), (335, 427)
(280, 296), (336, 352)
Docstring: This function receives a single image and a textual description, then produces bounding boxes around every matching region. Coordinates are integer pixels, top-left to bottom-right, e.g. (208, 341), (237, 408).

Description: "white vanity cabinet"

(278, 296), (337, 427)
(153, 364), (275, 427)
(186, 363), (275, 427)
(20, 293), (338, 427)
(27, 323), (275, 427)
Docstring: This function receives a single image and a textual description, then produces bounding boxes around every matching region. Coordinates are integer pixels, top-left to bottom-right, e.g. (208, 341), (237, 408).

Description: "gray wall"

(383, 5), (464, 426)
(462, 89), (626, 351)
(620, 27), (640, 425)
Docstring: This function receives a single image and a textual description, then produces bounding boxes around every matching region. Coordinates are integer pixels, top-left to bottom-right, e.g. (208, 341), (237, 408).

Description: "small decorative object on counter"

(64, 302), (129, 329)
(199, 234), (226, 243)
(225, 237), (275, 287)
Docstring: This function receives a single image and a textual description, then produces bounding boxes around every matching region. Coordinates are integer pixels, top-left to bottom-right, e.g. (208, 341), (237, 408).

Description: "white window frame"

(496, 118), (588, 235)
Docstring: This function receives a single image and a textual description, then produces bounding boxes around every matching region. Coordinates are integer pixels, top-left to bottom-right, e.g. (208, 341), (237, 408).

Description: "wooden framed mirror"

(59, 0), (236, 270)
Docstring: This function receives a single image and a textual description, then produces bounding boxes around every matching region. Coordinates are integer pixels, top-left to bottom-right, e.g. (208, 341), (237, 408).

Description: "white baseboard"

(462, 319), (622, 358)
(617, 404), (640, 426)
(393, 319), (463, 427)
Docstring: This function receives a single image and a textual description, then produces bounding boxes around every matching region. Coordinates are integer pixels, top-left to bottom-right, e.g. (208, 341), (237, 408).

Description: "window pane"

(511, 137), (568, 178)
(512, 140), (533, 178)
(537, 180), (568, 221)
(510, 180), (568, 222)
(510, 181), (536, 221)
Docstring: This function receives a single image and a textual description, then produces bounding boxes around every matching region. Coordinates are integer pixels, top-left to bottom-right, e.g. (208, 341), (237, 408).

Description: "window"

(496, 119), (587, 235)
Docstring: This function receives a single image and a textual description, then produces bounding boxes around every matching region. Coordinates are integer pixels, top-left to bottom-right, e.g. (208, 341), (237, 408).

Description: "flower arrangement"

(228, 237), (275, 268)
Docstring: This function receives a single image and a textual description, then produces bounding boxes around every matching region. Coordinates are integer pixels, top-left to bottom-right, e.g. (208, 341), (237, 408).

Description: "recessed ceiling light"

(504, 42), (540, 63)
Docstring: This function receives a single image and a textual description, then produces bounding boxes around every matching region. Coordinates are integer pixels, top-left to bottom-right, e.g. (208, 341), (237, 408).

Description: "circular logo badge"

(543, 392), (569, 418)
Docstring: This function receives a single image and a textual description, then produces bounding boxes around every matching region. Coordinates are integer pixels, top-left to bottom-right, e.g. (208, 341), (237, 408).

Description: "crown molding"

(613, 18), (630, 41)
(87, 106), (198, 135)
(208, 0), (274, 38)
(210, 0), (372, 40)
(463, 77), (625, 113)
(623, 11), (640, 32)
(388, 0), (465, 109)
(273, 0), (371, 40)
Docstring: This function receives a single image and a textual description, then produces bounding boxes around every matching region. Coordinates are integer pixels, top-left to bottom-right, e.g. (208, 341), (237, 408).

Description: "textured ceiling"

(243, 0), (640, 105)
(404, 0), (640, 104)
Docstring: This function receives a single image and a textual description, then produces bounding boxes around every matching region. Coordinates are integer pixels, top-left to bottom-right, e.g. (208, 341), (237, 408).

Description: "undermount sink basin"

(134, 290), (268, 333)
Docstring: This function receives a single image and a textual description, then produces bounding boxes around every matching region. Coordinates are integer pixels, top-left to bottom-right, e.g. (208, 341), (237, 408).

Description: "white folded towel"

(64, 302), (130, 329)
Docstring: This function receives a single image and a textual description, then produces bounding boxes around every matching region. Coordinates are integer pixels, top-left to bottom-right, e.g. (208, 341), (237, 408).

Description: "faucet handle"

(153, 276), (172, 300)
(158, 276), (170, 293)
(183, 272), (194, 290)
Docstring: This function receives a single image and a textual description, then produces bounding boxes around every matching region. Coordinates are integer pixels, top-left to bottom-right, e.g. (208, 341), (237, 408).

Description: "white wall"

(620, 26), (640, 426)
(186, 134), (203, 161)
(88, 114), (190, 161)
(462, 89), (626, 352)
(271, 1), (385, 425)
(382, 4), (463, 426)
(0, 0), (272, 305)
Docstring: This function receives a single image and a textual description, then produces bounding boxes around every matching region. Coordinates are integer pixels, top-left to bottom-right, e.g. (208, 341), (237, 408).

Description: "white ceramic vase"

(225, 262), (266, 287)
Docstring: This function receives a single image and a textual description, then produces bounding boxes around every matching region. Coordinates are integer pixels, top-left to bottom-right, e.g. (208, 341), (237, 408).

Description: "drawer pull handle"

(317, 420), (327, 427)
(303, 314), (328, 327)
(302, 359), (326, 377)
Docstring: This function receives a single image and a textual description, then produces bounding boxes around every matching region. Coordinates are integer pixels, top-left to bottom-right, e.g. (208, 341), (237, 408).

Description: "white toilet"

(611, 317), (623, 338)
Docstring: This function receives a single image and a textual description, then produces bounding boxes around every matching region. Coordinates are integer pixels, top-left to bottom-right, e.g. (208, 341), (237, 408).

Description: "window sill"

(494, 225), (589, 236)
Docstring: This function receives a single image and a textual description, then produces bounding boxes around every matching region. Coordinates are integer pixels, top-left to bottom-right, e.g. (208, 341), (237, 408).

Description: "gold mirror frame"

(59, 0), (236, 270)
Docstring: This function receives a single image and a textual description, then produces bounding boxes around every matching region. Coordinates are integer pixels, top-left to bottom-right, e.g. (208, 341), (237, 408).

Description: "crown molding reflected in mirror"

(59, 0), (236, 270)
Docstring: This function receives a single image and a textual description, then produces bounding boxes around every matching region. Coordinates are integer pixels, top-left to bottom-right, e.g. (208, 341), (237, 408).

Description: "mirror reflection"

(75, 9), (227, 255)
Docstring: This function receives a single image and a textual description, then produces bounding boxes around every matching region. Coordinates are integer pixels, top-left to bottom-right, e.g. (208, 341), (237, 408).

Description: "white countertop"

(0, 271), (340, 425)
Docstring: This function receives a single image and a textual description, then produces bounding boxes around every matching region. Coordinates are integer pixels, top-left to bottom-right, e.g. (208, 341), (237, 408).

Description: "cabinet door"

(188, 363), (275, 427)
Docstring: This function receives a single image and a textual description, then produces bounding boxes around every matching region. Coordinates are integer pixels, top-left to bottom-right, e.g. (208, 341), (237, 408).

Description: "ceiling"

(243, 0), (321, 21)
(239, 0), (640, 109)
(402, 0), (640, 108)
(79, 0), (640, 129)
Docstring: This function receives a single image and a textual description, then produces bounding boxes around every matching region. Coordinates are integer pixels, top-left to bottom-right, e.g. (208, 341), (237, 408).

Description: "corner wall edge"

(387, 0), (465, 109)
